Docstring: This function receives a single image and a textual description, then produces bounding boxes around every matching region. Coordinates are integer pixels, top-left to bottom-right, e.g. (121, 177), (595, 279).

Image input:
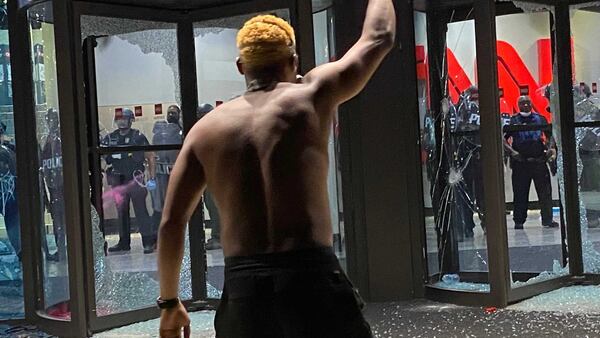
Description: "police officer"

(455, 86), (485, 238)
(504, 96), (558, 229)
(197, 103), (222, 250)
(40, 108), (66, 261)
(151, 105), (183, 230)
(575, 84), (600, 228)
(102, 108), (157, 254)
(0, 122), (18, 259)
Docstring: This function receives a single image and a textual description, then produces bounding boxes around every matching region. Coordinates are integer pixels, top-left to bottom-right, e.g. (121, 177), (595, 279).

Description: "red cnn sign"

(135, 106), (143, 117)
(114, 107), (123, 119)
(154, 104), (163, 115)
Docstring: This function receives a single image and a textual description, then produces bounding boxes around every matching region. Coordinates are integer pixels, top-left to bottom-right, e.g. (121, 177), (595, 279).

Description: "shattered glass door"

(570, 3), (600, 274)
(497, 4), (568, 288)
(81, 16), (193, 316)
(416, 9), (491, 292)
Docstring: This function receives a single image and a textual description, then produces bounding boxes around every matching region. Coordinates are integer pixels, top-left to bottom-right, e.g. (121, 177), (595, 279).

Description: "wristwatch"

(156, 297), (180, 309)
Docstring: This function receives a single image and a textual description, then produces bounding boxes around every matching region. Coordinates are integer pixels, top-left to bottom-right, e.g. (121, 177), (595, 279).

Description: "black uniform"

(505, 113), (554, 226)
(102, 128), (154, 248)
(449, 98), (484, 237)
(0, 143), (19, 258)
(40, 131), (66, 258)
(151, 121), (182, 224)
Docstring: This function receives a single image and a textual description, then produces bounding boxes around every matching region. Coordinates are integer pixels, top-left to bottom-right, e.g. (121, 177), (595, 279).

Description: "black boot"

(108, 242), (131, 252)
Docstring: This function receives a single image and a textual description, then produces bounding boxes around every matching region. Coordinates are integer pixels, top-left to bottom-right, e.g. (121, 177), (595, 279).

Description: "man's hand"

(159, 302), (191, 338)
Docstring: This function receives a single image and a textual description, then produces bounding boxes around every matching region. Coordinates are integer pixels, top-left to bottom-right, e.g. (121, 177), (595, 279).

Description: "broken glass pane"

(495, 6), (567, 288)
(570, 5), (600, 274)
(92, 205), (197, 315)
(415, 8), (490, 292)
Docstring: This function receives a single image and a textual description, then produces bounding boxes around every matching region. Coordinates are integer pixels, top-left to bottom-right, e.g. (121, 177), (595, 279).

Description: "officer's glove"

(147, 178), (157, 191)
(546, 149), (557, 162)
(510, 151), (523, 162)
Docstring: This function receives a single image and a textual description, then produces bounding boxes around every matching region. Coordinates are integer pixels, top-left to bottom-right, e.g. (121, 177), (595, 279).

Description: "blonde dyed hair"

(237, 15), (296, 69)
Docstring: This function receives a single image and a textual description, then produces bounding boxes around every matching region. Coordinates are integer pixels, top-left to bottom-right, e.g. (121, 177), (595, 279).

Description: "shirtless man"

(158, 1), (395, 336)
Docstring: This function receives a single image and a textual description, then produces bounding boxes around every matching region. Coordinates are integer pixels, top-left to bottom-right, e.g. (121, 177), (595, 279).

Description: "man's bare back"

(158, 2), (395, 336)
(192, 82), (334, 257)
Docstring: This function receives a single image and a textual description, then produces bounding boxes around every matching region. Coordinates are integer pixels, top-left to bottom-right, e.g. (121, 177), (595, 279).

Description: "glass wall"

(80, 15), (191, 315)
(495, 6), (567, 287)
(571, 4), (600, 274)
(0, 0), (21, 321)
(313, 7), (345, 267)
(29, 2), (70, 319)
(415, 8), (490, 292)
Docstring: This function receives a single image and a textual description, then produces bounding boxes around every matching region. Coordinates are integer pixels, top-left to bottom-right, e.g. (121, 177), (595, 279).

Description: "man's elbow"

(371, 30), (395, 53)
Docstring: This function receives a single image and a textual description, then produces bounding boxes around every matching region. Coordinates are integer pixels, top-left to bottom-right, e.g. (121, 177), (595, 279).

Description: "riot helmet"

(196, 103), (214, 120)
(46, 108), (59, 132)
(115, 108), (135, 131)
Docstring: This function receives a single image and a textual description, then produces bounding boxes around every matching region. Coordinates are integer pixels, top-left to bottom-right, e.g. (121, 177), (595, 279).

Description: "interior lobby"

(3, 0), (600, 336)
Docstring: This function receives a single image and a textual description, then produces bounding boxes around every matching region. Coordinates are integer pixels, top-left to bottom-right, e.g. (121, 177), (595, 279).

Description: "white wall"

(195, 29), (246, 105)
(95, 35), (177, 106)
(572, 10), (600, 86)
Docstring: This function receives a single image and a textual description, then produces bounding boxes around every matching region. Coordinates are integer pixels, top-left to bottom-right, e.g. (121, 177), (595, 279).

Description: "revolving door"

(414, 0), (600, 306)
(8, 0), (326, 336)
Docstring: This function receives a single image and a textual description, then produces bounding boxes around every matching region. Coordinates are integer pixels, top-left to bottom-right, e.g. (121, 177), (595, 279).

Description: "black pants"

(204, 190), (220, 240)
(111, 175), (154, 247)
(4, 198), (20, 257)
(460, 156), (485, 232)
(511, 161), (553, 225)
(215, 247), (372, 338)
(48, 190), (66, 258)
(581, 154), (600, 222)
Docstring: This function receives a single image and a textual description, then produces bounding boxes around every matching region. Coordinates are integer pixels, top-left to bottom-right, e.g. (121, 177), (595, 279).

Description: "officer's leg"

(113, 175), (131, 250)
(473, 158), (485, 229)
(130, 181), (153, 249)
(204, 190), (220, 239)
(152, 174), (170, 235)
(204, 190), (222, 250)
(4, 201), (20, 258)
(50, 195), (67, 260)
(460, 162), (476, 237)
(533, 163), (554, 226)
(512, 161), (532, 227)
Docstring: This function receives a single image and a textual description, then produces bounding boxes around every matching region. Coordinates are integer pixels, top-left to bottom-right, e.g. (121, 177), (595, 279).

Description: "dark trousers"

(112, 175), (154, 247)
(460, 156), (485, 232)
(204, 190), (220, 240)
(4, 199), (20, 257)
(215, 247), (372, 338)
(581, 154), (600, 221)
(511, 161), (553, 225)
(48, 192), (66, 258)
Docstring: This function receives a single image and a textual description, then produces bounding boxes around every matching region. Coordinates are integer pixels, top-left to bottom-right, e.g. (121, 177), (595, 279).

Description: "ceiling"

(84, 0), (332, 12)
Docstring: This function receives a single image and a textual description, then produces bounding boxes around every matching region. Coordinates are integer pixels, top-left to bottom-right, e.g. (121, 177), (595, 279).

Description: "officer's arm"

(158, 126), (206, 300)
(145, 152), (156, 179)
(541, 116), (556, 149)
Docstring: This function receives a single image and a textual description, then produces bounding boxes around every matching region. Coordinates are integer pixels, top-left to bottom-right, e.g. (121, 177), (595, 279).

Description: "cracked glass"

(81, 16), (192, 315)
(571, 4), (600, 274)
(496, 5), (568, 288)
(415, 8), (491, 292)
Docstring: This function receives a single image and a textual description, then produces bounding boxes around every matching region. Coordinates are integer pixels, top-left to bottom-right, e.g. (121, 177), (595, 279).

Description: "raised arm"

(158, 126), (206, 337)
(304, 0), (396, 109)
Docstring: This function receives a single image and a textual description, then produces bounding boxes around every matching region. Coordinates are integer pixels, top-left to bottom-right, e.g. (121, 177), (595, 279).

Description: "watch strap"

(156, 297), (180, 309)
